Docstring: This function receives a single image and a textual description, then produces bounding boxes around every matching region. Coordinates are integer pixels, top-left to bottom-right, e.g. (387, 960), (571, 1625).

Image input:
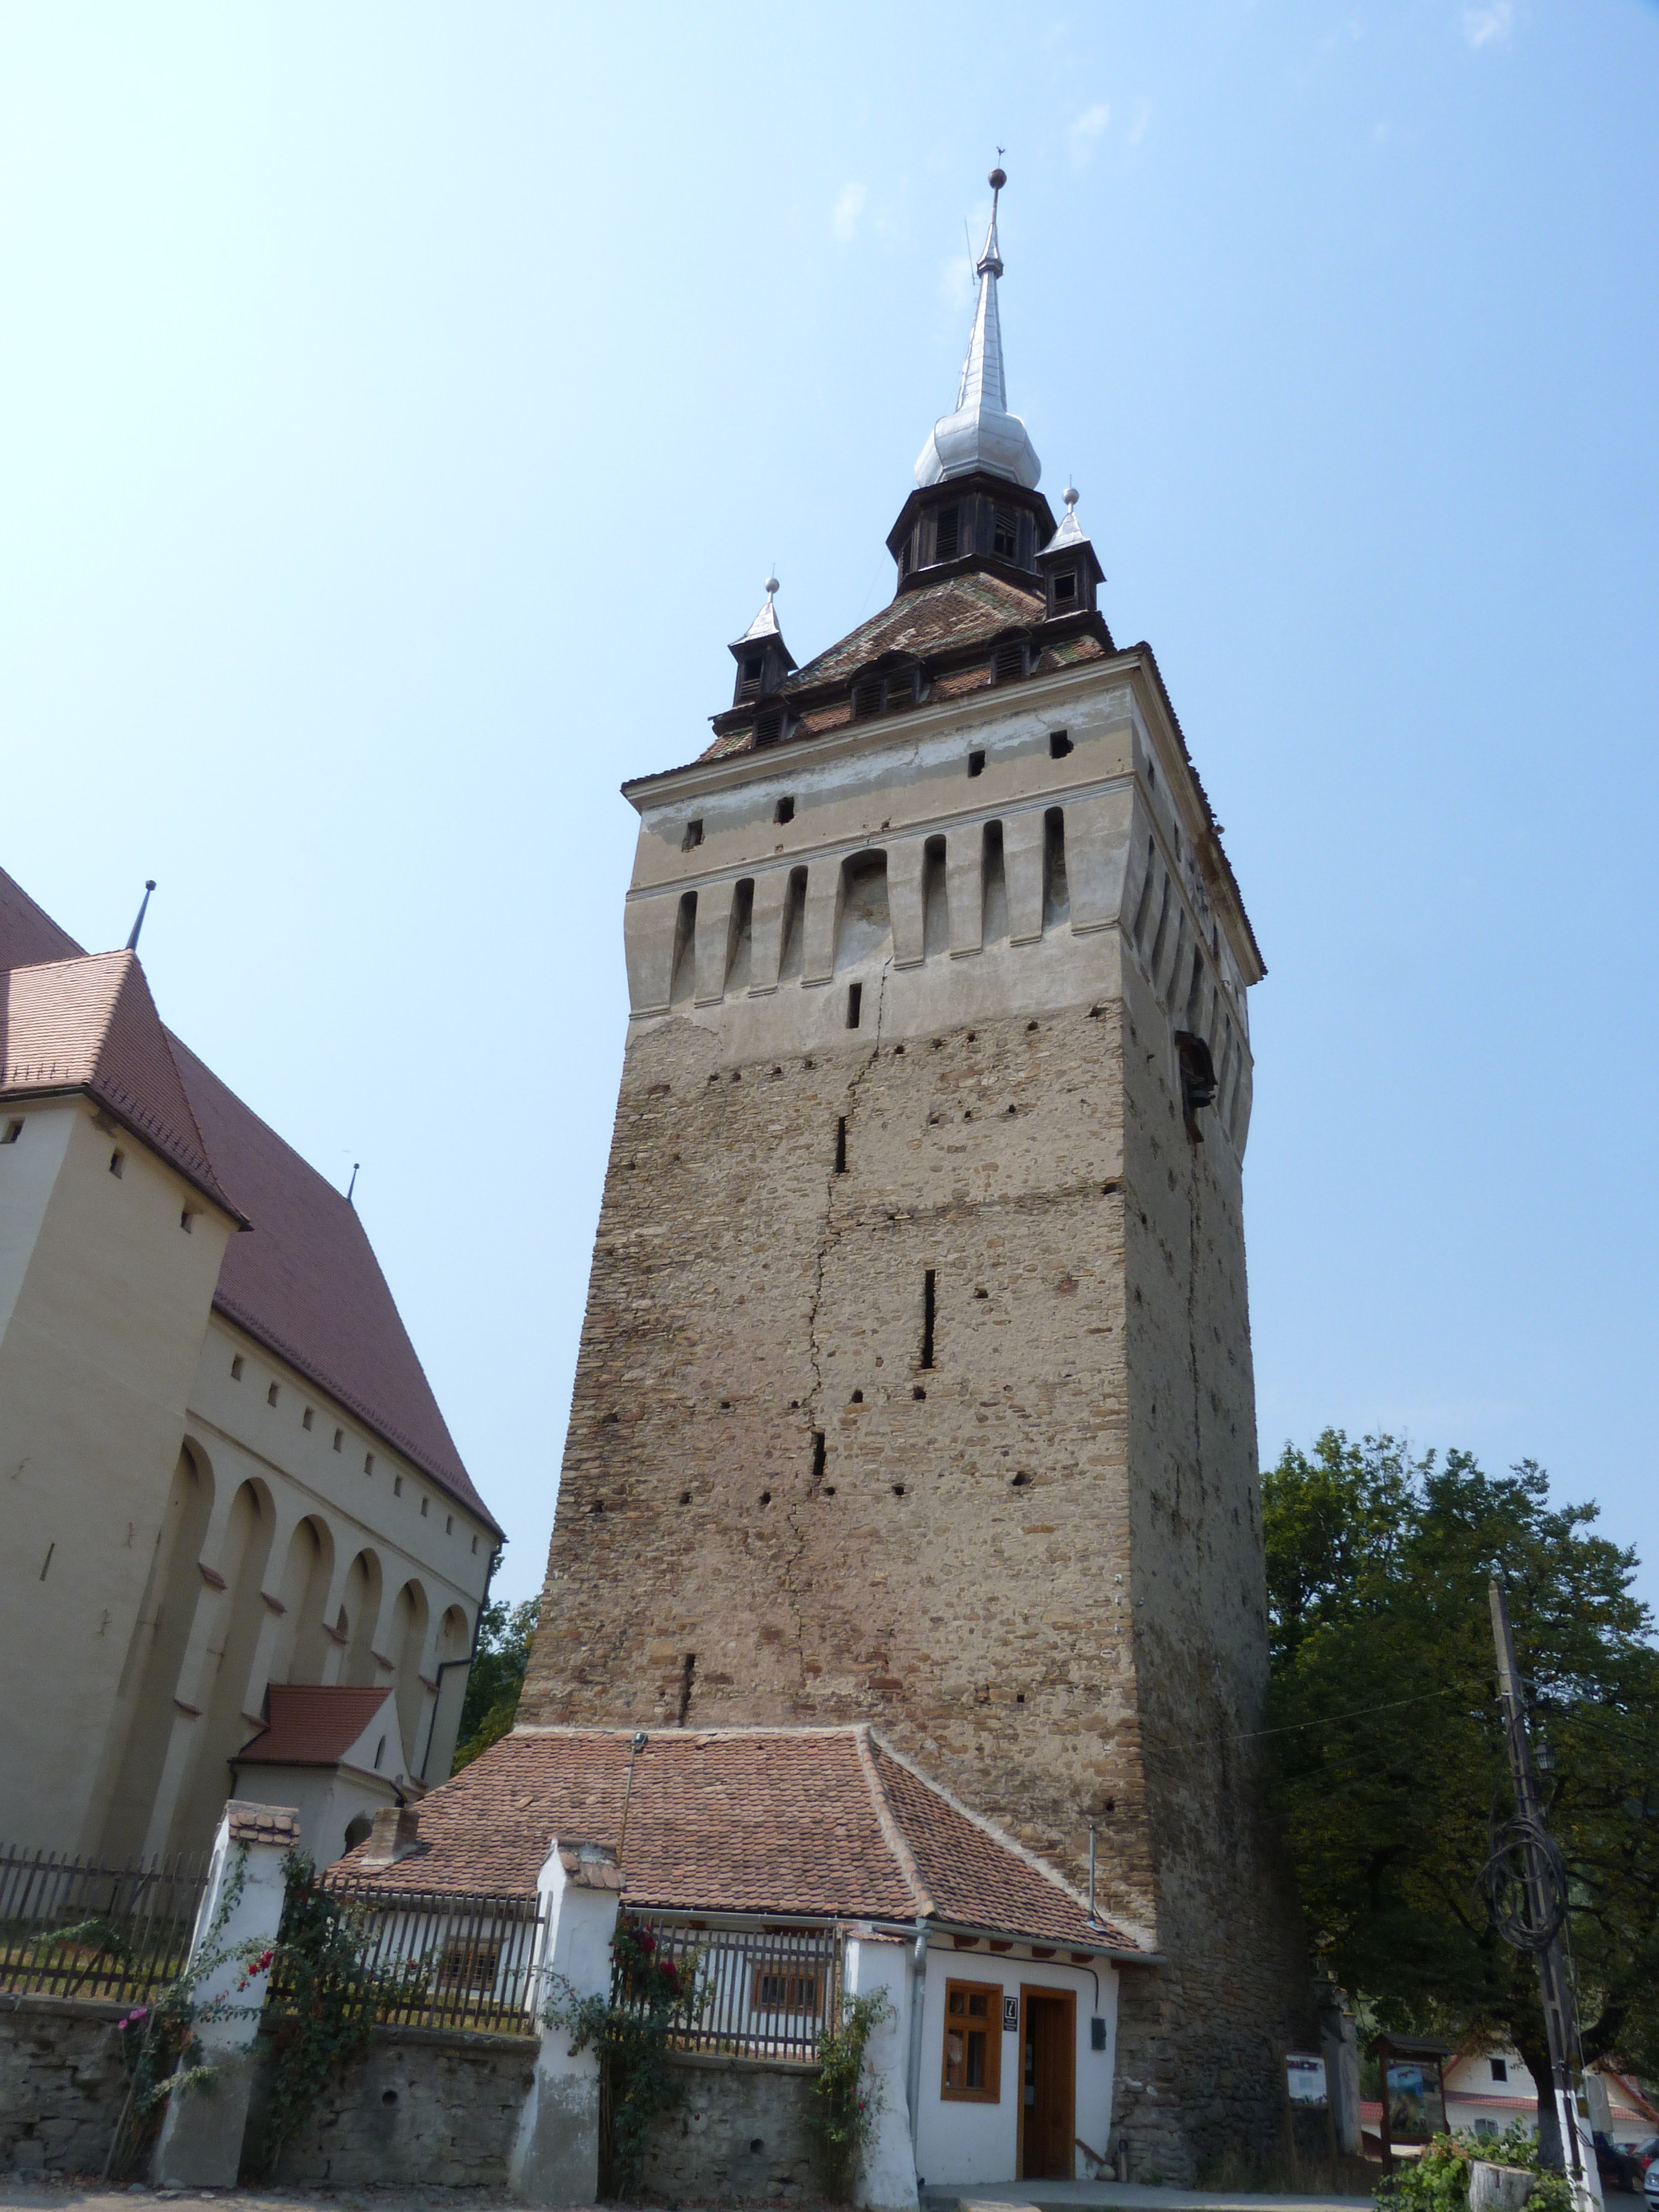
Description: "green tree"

(1263, 1430), (1659, 2151)
(451, 1592), (541, 1771)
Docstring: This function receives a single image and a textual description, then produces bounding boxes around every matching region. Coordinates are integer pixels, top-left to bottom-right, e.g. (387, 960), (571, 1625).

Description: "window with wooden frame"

(752, 1965), (822, 2015)
(941, 1979), (1002, 2100)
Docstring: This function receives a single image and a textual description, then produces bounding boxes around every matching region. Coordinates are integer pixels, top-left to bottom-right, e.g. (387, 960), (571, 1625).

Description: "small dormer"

(727, 577), (797, 708)
(1036, 487), (1105, 619)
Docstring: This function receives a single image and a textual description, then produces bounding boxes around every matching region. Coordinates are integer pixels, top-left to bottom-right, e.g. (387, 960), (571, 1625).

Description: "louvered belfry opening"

(884, 668), (916, 713)
(753, 709), (783, 747)
(933, 504), (960, 562)
(993, 636), (1028, 684)
(852, 675), (883, 719)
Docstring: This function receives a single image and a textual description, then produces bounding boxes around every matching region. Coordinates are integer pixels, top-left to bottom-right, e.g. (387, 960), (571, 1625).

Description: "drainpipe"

(420, 1541), (500, 1782)
(905, 1927), (928, 2174)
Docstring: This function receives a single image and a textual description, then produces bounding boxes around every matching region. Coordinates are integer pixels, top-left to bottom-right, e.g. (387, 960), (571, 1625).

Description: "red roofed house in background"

(0, 864), (502, 1865)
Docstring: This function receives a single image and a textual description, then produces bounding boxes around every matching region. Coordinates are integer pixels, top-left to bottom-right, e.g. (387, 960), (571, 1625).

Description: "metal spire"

(739, 574), (783, 641)
(124, 880), (156, 953)
(915, 165), (1041, 491)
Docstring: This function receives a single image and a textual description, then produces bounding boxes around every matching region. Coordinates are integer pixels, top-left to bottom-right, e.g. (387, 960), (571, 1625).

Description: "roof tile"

(333, 1725), (1143, 1954)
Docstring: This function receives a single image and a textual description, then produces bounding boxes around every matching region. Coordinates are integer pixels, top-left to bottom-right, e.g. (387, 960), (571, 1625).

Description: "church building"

(504, 171), (1314, 2178)
(0, 867), (501, 1865)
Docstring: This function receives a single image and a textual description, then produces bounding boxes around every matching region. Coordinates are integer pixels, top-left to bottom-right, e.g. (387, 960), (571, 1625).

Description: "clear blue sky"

(4, 2), (1655, 1610)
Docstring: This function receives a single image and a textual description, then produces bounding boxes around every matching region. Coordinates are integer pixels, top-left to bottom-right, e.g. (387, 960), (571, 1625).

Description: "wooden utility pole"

(1487, 1581), (1599, 2212)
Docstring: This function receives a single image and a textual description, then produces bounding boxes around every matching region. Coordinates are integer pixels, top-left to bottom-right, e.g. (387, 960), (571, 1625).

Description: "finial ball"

(988, 165), (1006, 191)
(764, 575), (780, 596)
(1064, 485), (1079, 509)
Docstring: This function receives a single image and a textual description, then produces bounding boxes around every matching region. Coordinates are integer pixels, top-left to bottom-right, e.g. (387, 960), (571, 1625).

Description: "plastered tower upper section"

(621, 624), (1260, 1118)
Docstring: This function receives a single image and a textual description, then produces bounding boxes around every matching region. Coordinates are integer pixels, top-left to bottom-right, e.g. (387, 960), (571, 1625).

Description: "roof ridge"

(866, 1726), (1156, 1951)
(854, 1722), (935, 1919)
(508, 1722), (866, 1741)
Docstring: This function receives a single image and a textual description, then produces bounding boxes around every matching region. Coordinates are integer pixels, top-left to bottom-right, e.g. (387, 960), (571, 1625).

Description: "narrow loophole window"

(392, 1473), (401, 1495)
(967, 749), (985, 778)
(810, 1431), (826, 1486)
(846, 982), (862, 1030)
(179, 1209), (193, 1233)
(333, 1427), (343, 1451)
(108, 1149), (124, 1177)
(231, 1355), (244, 1381)
(2, 1119), (22, 1143)
(420, 1495), (429, 1518)
(1049, 728), (1073, 759)
(775, 796), (795, 825)
(365, 1452), (376, 1475)
(302, 1407), (314, 1431)
(834, 1116), (847, 1173)
(266, 1382), (280, 1407)
(682, 818), (703, 851)
(921, 1269), (936, 1370)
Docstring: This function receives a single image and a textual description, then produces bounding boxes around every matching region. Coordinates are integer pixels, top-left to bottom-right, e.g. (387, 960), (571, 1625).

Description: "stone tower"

(521, 174), (1311, 2174)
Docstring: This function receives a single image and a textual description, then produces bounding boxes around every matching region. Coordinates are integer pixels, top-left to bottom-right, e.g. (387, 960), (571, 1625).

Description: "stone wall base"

(643, 2054), (824, 2203)
(0, 1995), (131, 2179)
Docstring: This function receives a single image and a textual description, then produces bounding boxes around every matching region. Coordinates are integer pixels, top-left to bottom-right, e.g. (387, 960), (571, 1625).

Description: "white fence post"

(150, 1802), (297, 2188)
(845, 1932), (920, 2212)
(509, 1839), (622, 2206)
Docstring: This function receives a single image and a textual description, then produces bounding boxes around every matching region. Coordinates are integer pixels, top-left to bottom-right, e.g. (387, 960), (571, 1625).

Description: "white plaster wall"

(134, 1314), (494, 1859)
(912, 1943), (1120, 2190)
(0, 1101), (233, 1853)
(620, 657), (1255, 1150)
(0, 1094), (494, 1861)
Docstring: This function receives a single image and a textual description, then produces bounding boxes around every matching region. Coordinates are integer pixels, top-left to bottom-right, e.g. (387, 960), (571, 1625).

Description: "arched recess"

(834, 850), (891, 970)
(341, 1552), (384, 1687)
(275, 1516), (336, 1685)
(174, 1478), (275, 1854)
(100, 1442), (216, 1862)
(390, 1579), (431, 1768)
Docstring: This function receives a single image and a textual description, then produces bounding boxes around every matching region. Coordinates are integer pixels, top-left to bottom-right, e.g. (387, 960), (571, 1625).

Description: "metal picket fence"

(630, 1917), (841, 2063)
(301, 1880), (550, 2038)
(0, 1843), (208, 2005)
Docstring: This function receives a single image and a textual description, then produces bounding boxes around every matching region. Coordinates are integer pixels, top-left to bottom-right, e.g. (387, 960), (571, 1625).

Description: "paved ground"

(941, 2189), (1374, 2212)
(0, 2188), (1380, 2212)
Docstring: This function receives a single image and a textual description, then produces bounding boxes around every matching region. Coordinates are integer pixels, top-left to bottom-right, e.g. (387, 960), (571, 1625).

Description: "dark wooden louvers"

(934, 506), (960, 562)
(852, 675), (883, 719)
(993, 637), (1027, 683)
(753, 709), (783, 746)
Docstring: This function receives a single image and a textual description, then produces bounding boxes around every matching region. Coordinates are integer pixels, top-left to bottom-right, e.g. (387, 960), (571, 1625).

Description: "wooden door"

(1019, 1988), (1076, 2180)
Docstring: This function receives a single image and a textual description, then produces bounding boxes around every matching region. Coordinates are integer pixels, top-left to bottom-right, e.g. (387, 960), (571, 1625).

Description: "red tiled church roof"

(0, 866), (496, 1532)
(334, 1724), (1147, 1956)
(1, 953), (240, 1217)
(235, 1684), (397, 1767)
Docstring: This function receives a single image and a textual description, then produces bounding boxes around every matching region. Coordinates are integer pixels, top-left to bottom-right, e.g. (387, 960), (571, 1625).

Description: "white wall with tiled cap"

(911, 1939), (1121, 2189)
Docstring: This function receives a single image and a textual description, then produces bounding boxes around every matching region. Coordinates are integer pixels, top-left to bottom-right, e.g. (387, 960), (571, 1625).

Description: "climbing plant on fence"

(811, 1988), (893, 2199)
(254, 1851), (429, 2178)
(100, 1842), (263, 2180)
(546, 1914), (705, 2199)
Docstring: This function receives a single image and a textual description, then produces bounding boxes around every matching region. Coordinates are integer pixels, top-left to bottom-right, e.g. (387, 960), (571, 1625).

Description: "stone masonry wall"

(0, 1995), (129, 2177)
(641, 2056), (822, 2203)
(523, 767), (1311, 2175)
(1107, 953), (1314, 2179)
(522, 992), (1165, 1927)
(253, 2022), (536, 2188)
